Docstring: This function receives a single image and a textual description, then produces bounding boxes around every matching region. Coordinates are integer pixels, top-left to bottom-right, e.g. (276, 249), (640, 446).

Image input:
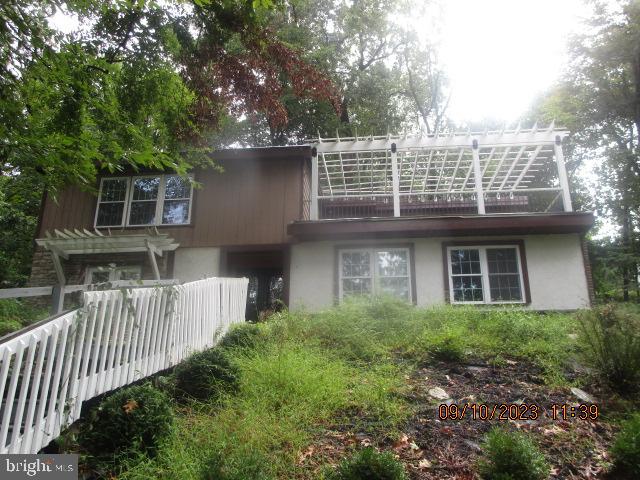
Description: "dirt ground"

(299, 359), (619, 480)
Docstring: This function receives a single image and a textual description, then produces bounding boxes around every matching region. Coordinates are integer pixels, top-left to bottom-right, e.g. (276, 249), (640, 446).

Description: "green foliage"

(81, 384), (173, 461)
(325, 447), (407, 480)
(174, 348), (239, 401)
(577, 304), (640, 394)
(218, 323), (263, 349)
(611, 413), (640, 478)
(428, 332), (466, 362)
(202, 450), (273, 480)
(0, 299), (48, 336)
(478, 427), (549, 480)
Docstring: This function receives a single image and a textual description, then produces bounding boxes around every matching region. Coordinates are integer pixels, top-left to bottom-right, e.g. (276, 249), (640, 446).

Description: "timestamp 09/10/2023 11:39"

(438, 403), (600, 421)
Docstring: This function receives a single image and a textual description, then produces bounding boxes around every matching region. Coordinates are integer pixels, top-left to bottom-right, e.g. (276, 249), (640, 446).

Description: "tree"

(1, 0), (340, 192)
(535, 0), (640, 300)
(214, 0), (450, 145)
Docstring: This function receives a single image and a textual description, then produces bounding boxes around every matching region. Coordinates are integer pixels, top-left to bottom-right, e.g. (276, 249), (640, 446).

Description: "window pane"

(90, 270), (110, 284)
(342, 278), (372, 297)
(342, 251), (370, 278)
(378, 277), (410, 300)
(487, 248), (519, 274)
(450, 249), (481, 275)
(117, 267), (142, 281)
(452, 275), (484, 302)
(377, 250), (408, 277)
(162, 200), (190, 224)
(100, 179), (128, 202)
(96, 202), (124, 226)
(165, 176), (191, 199)
(129, 201), (156, 225)
(489, 274), (522, 302)
(132, 177), (159, 200)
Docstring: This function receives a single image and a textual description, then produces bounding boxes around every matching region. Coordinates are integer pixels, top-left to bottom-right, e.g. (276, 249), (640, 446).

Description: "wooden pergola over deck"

(309, 124), (572, 220)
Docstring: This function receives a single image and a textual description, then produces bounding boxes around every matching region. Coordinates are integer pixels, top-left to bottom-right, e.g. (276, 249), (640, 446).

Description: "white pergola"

(36, 228), (179, 285)
(309, 124), (572, 219)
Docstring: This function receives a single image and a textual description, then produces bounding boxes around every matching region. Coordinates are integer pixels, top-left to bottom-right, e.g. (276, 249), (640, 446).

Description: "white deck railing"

(0, 277), (248, 454)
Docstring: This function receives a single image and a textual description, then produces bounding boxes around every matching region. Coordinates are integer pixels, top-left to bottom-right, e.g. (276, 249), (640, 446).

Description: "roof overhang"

(287, 212), (595, 241)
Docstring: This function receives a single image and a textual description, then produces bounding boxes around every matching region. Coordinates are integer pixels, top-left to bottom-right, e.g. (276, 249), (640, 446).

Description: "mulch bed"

(299, 359), (619, 480)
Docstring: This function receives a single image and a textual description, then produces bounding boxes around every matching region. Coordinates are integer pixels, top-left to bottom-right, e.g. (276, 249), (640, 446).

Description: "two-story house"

(29, 127), (594, 317)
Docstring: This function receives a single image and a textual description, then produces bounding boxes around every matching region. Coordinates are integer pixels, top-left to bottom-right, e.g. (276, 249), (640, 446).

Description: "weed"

(611, 413), (640, 478)
(174, 348), (239, 401)
(218, 322), (262, 350)
(478, 427), (549, 480)
(578, 305), (640, 394)
(324, 447), (407, 480)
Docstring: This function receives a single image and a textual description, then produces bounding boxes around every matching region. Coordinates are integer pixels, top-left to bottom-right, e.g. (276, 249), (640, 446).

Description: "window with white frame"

(446, 245), (526, 304)
(339, 247), (412, 302)
(95, 175), (193, 227)
(86, 265), (142, 284)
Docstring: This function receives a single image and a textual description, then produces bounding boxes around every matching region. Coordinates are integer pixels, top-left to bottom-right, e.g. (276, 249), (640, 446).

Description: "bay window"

(339, 247), (412, 302)
(446, 245), (526, 304)
(95, 174), (193, 227)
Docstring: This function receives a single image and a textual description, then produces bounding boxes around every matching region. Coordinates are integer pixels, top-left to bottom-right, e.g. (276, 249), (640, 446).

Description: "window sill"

(94, 223), (195, 230)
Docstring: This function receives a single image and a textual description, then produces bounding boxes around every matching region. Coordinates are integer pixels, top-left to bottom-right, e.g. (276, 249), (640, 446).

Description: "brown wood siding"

(38, 155), (306, 248)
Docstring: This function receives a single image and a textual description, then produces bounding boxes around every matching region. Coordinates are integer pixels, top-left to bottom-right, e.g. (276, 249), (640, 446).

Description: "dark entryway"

(222, 248), (287, 321)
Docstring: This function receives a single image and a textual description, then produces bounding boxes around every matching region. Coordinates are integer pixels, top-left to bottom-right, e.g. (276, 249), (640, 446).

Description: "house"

(29, 126), (595, 317)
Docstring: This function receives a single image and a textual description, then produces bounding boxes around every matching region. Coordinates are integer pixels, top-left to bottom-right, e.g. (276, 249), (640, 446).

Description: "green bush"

(202, 450), (273, 480)
(81, 384), (173, 460)
(174, 348), (239, 401)
(219, 323), (262, 350)
(478, 427), (549, 480)
(578, 305), (640, 394)
(0, 298), (47, 336)
(611, 413), (640, 478)
(429, 332), (466, 362)
(325, 447), (407, 480)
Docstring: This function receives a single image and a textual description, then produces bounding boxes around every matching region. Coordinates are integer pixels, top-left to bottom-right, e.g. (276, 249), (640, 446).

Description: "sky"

(438, 0), (590, 124)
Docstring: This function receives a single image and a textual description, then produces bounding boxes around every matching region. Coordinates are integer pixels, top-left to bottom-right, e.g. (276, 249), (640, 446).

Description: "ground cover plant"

(68, 299), (640, 479)
(0, 298), (48, 336)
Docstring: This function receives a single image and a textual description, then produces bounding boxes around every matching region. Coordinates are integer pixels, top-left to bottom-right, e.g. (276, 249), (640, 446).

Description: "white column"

(391, 143), (401, 217)
(310, 148), (319, 220)
(554, 135), (573, 212)
(472, 139), (485, 214)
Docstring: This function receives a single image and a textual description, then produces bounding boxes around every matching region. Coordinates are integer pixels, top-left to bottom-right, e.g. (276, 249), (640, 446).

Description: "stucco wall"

(173, 247), (221, 282)
(288, 234), (590, 311)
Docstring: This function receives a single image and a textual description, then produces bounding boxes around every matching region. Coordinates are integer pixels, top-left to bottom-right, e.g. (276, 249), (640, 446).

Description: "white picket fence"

(0, 277), (248, 454)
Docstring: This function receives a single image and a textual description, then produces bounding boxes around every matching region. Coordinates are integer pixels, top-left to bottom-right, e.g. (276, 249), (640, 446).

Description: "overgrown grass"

(107, 298), (583, 478)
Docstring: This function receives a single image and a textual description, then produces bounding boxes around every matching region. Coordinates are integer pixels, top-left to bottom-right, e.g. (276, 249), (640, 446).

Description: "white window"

(446, 245), (526, 304)
(95, 175), (193, 228)
(339, 247), (412, 302)
(86, 265), (142, 284)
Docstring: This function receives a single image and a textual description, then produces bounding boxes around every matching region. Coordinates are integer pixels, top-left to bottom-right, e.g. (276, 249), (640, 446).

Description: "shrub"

(81, 383), (173, 459)
(174, 348), (239, 400)
(577, 305), (640, 394)
(202, 450), (273, 480)
(219, 323), (262, 350)
(478, 427), (549, 480)
(326, 447), (407, 480)
(611, 413), (640, 478)
(428, 332), (466, 362)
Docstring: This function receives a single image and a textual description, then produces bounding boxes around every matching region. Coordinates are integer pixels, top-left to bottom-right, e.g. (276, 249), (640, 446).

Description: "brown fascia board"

(287, 212), (595, 241)
(210, 145), (312, 162)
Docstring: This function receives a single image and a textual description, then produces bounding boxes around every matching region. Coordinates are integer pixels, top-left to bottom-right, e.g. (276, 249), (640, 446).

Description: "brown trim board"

(441, 240), (531, 305)
(333, 243), (417, 305)
(288, 212), (595, 240)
